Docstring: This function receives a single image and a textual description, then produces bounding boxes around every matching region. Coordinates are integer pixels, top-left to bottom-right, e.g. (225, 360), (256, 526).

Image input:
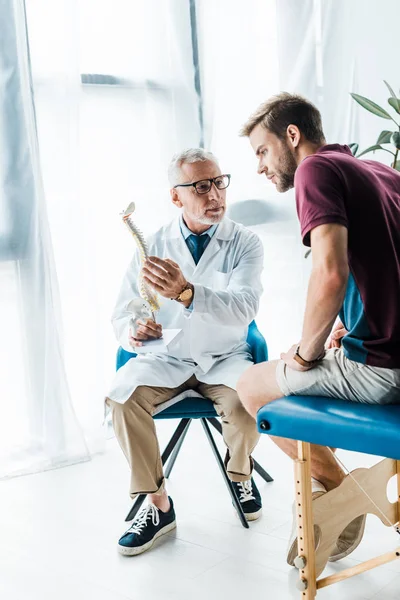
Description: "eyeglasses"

(173, 174), (231, 195)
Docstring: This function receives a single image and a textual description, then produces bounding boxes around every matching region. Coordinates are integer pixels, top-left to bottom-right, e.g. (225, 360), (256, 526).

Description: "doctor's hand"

(326, 319), (348, 349)
(128, 319), (163, 348)
(142, 256), (187, 300)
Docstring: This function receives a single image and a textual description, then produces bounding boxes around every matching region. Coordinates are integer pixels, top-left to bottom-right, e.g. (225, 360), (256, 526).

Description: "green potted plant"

(349, 81), (400, 171)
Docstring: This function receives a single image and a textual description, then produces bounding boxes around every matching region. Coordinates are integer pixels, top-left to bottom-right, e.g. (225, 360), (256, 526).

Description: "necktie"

(187, 233), (209, 265)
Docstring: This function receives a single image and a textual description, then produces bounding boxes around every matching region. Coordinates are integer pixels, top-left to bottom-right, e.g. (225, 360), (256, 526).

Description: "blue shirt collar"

(179, 214), (218, 240)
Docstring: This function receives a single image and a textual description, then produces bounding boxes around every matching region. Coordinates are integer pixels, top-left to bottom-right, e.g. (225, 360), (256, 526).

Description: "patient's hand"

(326, 319), (348, 349)
(129, 319), (163, 348)
(280, 344), (315, 371)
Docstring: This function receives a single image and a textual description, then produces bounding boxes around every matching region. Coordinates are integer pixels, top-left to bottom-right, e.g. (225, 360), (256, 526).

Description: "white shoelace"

(237, 480), (255, 503)
(128, 504), (160, 535)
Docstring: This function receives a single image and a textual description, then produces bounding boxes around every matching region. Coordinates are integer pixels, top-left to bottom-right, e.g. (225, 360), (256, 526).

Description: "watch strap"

(174, 282), (193, 303)
(294, 345), (324, 367)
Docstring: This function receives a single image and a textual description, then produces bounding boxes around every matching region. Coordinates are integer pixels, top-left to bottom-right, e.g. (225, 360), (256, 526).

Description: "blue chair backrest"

(116, 320), (267, 371)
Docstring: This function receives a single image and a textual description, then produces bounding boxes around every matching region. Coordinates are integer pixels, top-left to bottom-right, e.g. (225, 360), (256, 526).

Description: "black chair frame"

(125, 416), (273, 529)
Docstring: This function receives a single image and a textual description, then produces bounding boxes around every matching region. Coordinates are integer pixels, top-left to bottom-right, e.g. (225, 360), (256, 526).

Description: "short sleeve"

(295, 156), (348, 247)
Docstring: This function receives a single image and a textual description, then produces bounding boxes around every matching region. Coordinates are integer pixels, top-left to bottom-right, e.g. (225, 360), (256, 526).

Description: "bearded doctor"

(106, 148), (264, 556)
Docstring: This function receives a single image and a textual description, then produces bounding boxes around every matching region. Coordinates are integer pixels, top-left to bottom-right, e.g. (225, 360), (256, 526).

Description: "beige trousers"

(276, 348), (400, 404)
(106, 375), (260, 498)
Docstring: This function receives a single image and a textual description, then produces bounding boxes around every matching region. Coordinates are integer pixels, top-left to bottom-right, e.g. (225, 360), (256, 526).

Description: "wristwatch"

(293, 344), (325, 368)
(174, 282), (193, 303)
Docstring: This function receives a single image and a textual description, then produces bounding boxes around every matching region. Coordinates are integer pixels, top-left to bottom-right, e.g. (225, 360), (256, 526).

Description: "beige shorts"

(276, 348), (400, 405)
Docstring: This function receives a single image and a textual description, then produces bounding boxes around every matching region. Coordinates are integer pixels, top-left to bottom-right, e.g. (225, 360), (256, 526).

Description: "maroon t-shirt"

(295, 144), (400, 368)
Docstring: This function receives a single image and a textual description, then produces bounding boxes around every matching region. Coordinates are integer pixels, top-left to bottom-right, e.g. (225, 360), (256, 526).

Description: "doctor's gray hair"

(168, 148), (220, 187)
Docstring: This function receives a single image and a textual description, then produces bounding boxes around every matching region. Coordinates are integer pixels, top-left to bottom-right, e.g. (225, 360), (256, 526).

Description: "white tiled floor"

(1, 419), (399, 600)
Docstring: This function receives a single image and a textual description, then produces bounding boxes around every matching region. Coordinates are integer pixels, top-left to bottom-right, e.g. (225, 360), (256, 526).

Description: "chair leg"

(207, 417), (223, 434)
(165, 419), (192, 478)
(201, 418), (249, 529)
(253, 460), (274, 483)
(125, 418), (192, 522)
(207, 417), (274, 483)
(125, 494), (146, 523)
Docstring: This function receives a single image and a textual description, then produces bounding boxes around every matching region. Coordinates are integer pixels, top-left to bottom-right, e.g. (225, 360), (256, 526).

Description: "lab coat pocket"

(213, 270), (232, 290)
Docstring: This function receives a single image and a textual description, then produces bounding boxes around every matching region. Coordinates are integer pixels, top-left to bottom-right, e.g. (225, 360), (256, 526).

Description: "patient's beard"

(275, 143), (298, 193)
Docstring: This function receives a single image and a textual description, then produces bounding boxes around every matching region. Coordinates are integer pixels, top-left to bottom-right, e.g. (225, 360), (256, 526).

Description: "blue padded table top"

(257, 396), (400, 460)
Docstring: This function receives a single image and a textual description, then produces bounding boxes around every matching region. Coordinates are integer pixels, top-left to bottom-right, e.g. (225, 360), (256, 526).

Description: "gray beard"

(187, 211), (224, 226)
(197, 214), (223, 225)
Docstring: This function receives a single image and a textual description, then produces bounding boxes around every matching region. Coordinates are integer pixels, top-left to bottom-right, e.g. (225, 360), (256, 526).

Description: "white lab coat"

(107, 216), (264, 404)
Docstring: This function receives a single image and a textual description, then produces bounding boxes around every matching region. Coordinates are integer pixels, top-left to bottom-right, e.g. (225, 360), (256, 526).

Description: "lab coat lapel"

(164, 217), (196, 272)
(194, 235), (221, 275)
(193, 217), (235, 275)
(163, 216), (236, 276)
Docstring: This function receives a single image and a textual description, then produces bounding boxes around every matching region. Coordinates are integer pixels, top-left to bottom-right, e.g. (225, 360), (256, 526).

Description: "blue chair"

(257, 396), (400, 598)
(116, 320), (273, 528)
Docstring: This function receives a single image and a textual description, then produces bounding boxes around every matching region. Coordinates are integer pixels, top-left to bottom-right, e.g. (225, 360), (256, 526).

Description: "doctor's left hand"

(142, 256), (188, 300)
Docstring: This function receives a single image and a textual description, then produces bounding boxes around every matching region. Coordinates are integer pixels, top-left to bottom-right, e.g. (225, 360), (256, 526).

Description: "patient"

(106, 148), (265, 556)
(237, 93), (400, 564)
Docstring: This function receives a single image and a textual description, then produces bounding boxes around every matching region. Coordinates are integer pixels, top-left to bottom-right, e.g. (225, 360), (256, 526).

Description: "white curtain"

(194, 0), (304, 357)
(2, 0), (399, 477)
(276, 0), (400, 154)
(0, 0), (89, 477)
(196, 0), (400, 358)
(196, 0), (280, 202)
(23, 0), (201, 460)
(1, 0), (200, 477)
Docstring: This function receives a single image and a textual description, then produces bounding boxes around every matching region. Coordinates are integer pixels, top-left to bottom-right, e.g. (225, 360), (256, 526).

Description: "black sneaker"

(232, 478), (262, 521)
(118, 498), (176, 556)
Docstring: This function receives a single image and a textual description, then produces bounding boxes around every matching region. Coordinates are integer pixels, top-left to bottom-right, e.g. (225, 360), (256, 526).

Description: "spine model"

(121, 202), (160, 323)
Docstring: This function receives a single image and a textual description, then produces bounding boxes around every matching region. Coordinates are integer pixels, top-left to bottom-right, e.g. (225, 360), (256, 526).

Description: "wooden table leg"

(294, 441), (317, 599)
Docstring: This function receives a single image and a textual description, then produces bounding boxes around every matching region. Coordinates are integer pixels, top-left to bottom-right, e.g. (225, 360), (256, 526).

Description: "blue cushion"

(116, 320), (268, 419)
(257, 396), (400, 460)
(247, 320), (268, 364)
(154, 397), (218, 419)
(116, 346), (138, 371)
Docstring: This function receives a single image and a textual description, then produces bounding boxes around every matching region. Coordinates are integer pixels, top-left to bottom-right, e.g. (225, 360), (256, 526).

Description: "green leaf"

(357, 144), (395, 158)
(384, 81), (397, 99)
(348, 142), (359, 155)
(391, 132), (400, 149)
(393, 161), (400, 171)
(376, 130), (393, 144)
(350, 93), (392, 119)
(388, 97), (400, 114)
(356, 144), (383, 158)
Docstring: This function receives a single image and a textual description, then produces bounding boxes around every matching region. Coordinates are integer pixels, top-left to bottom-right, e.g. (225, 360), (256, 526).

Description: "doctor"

(106, 148), (264, 556)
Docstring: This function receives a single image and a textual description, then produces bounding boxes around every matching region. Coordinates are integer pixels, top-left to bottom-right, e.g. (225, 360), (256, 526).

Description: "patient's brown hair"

(240, 92), (325, 145)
